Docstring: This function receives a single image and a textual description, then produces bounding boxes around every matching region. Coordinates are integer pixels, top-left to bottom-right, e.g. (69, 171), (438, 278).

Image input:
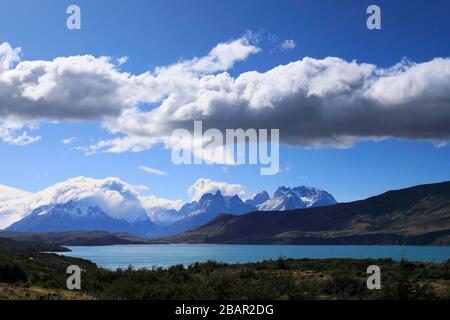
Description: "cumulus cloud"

(1, 34), (450, 152)
(0, 55), (131, 123)
(187, 178), (246, 201)
(0, 35), (259, 146)
(0, 42), (21, 71)
(89, 54), (450, 155)
(138, 166), (168, 176)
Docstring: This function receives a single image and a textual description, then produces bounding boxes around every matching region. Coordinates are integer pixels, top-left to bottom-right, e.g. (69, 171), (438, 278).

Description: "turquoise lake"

(58, 244), (450, 269)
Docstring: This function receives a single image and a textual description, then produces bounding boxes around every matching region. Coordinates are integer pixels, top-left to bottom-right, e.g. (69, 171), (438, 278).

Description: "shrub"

(0, 263), (27, 283)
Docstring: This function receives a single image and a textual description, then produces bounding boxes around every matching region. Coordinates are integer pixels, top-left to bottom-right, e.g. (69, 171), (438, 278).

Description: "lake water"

(57, 244), (450, 269)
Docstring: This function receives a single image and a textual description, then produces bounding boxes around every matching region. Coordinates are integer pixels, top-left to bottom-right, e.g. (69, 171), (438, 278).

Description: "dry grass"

(0, 283), (95, 300)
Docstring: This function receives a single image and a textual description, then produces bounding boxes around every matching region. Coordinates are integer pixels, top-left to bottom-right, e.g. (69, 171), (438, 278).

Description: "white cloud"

(140, 195), (184, 224)
(0, 54), (131, 122)
(117, 56), (129, 66)
(0, 124), (41, 145)
(139, 165), (168, 176)
(187, 178), (246, 201)
(0, 42), (21, 71)
(1, 34), (450, 153)
(0, 184), (32, 228)
(281, 39), (296, 51)
(61, 137), (77, 145)
(140, 195), (183, 212)
(89, 56), (450, 156)
(0, 35), (259, 146)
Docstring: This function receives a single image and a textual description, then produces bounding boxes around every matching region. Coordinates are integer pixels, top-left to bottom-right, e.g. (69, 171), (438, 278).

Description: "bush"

(0, 263), (27, 283)
(325, 271), (365, 299)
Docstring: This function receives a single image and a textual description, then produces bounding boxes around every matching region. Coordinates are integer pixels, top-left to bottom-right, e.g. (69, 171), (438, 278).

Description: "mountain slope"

(160, 181), (450, 245)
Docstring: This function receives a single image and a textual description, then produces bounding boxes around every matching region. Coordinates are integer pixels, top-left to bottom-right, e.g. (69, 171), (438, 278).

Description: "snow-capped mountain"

(151, 187), (336, 237)
(179, 191), (254, 218)
(2, 176), (337, 238)
(245, 191), (270, 207)
(152, 191), (254, 237)
(6, 201), (156, 236)
(292, 186), (337, 208)
(257, 187), (307, 211)
(2, 177), (158, 236)
(256, 186), (337, 211)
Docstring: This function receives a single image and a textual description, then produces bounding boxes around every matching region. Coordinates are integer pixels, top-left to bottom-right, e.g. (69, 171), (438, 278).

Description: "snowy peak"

(179, 190), (253, 218)
(258, 187), (306, 211)
(257, 185), (337, 211)
(6, 201), (156, 236)
(245, 191), (270, 207)
(292, 186), (337, 207)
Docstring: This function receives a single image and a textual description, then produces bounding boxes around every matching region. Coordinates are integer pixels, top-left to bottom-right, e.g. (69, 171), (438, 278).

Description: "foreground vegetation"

(76, 258), (450, 300)
(1, 238), (449, 300)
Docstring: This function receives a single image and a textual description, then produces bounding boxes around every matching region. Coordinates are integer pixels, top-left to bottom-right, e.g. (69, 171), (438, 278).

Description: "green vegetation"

(1, 239), (450, 300)
(0, 237), (95, 299)
(0, 263), (27, 283)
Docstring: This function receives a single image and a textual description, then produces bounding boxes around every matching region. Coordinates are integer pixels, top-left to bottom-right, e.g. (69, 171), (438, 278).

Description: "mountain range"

(5, 185), (337, 237)
(2, 181), (450, 245)
(160, 181), (450, 245)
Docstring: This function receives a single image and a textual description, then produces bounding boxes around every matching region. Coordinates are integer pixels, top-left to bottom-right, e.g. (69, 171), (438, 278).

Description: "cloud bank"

(1, 34), (450, 153)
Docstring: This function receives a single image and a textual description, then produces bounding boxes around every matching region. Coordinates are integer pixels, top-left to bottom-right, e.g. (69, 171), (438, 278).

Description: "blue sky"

(0, 0), (450, 203)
